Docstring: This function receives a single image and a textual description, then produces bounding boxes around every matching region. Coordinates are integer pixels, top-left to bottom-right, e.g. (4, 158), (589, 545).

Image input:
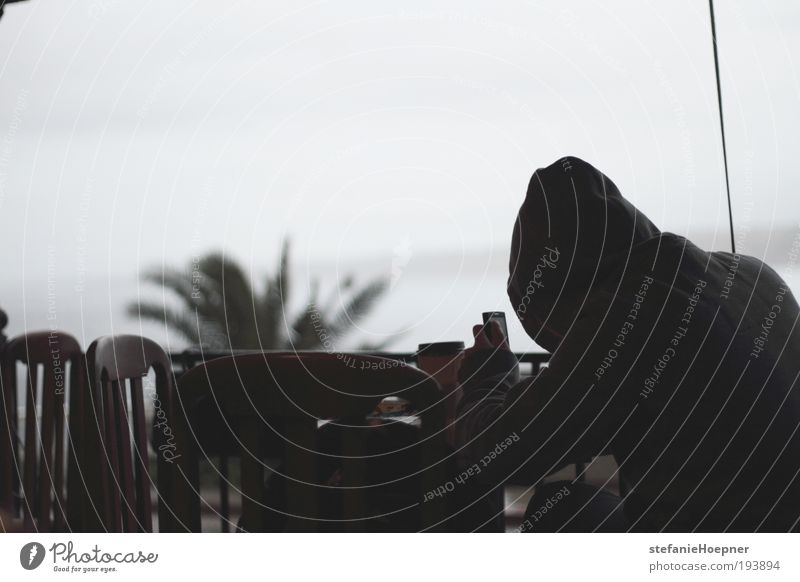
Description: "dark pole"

(708, 0), (737, 255)
(0, 308), (7, 348)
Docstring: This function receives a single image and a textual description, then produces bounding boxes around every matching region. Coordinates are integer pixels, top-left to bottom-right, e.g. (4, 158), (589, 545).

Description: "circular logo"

(19, 542), (46, 570)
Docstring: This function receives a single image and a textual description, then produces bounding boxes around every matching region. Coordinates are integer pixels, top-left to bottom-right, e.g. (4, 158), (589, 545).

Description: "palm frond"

(132, 244), (390, 352)
(257, 239), (291, 348)
(199, 253), (258, 348)
(321, 273), (354, 315)
(126, 302), (203, 345)
(141, 267), (197, 307)
(327, 277), (389, 339)
(143, 261), (229, 328)
(288, 278), (323, 349)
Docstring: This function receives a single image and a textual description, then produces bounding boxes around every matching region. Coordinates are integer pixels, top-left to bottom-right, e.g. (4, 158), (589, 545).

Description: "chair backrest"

(178, 352), (448, 532)
(0, 331), (84, 532)
(85, 334), (193, 532)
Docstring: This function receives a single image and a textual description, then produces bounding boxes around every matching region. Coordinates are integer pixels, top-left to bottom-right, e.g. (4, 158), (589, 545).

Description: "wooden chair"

(85, 335), (197, 532)
(0, 331), (85, 532)
(177, 352), (449, 532)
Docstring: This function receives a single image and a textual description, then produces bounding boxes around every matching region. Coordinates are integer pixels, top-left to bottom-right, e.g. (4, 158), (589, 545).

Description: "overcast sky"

(1, 0), (799, 348)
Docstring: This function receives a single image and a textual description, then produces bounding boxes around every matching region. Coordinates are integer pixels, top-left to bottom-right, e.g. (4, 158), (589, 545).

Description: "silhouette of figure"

(457, 156), (800, 532)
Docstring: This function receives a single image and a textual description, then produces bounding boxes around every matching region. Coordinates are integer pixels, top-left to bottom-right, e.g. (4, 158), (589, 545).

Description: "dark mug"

(416, 341), (465, 390)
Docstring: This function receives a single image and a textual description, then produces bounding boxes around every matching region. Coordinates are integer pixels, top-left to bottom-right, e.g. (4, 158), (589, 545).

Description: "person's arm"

(455, 312), (632, 486)
(455, 346), (520, 457)
(454, 321), (520, 462)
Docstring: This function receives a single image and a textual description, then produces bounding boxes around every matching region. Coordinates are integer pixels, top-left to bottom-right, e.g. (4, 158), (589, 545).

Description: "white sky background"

(1, 0), (799, 350)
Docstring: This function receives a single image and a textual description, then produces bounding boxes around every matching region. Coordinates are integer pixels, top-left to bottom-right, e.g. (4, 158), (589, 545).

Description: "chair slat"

(66, 357), (88, 530)
(0, 360), (18, 514)
(112, 380), (137, 532)
(37, 370), (56, 532)
(22, 364), (38, 531)
(53, 391), (66, 531)
(101, 379), (122, 531)
(129, 377), (153, 532)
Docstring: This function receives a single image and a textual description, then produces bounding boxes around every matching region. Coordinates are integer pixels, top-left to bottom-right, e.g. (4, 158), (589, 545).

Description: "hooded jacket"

(456, 156), (800, 532)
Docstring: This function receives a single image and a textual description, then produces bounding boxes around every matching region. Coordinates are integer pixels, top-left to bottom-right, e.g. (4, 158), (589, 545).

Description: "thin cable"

(709, 0), (737, 254)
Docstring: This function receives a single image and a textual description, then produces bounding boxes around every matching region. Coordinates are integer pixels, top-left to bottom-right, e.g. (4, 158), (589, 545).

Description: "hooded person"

(455, 156), (800, 532)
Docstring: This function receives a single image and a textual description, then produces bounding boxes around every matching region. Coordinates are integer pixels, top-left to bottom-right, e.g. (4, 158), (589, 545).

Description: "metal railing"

(169, 348), (551, 378)
(166, 347), (555, 531)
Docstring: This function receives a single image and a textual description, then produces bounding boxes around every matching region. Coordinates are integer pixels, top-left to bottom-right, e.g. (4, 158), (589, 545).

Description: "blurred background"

(1, 0), (799, 353)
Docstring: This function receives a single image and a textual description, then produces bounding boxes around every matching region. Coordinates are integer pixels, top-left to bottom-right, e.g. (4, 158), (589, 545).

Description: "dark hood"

(507, 156), (660, 352)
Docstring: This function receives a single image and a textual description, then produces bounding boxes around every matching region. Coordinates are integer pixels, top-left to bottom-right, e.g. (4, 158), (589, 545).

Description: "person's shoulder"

(709, 250), (786, 287)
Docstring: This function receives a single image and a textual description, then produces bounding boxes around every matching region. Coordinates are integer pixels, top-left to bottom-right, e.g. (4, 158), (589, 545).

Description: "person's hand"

(465, 319), (510, 359)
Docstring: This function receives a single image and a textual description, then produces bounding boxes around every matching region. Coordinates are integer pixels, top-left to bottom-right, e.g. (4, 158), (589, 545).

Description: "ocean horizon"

(3, 236), (799, 354)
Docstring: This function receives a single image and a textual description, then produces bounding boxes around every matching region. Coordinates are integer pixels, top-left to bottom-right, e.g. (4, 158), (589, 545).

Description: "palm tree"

(128, 240), (396, 351)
